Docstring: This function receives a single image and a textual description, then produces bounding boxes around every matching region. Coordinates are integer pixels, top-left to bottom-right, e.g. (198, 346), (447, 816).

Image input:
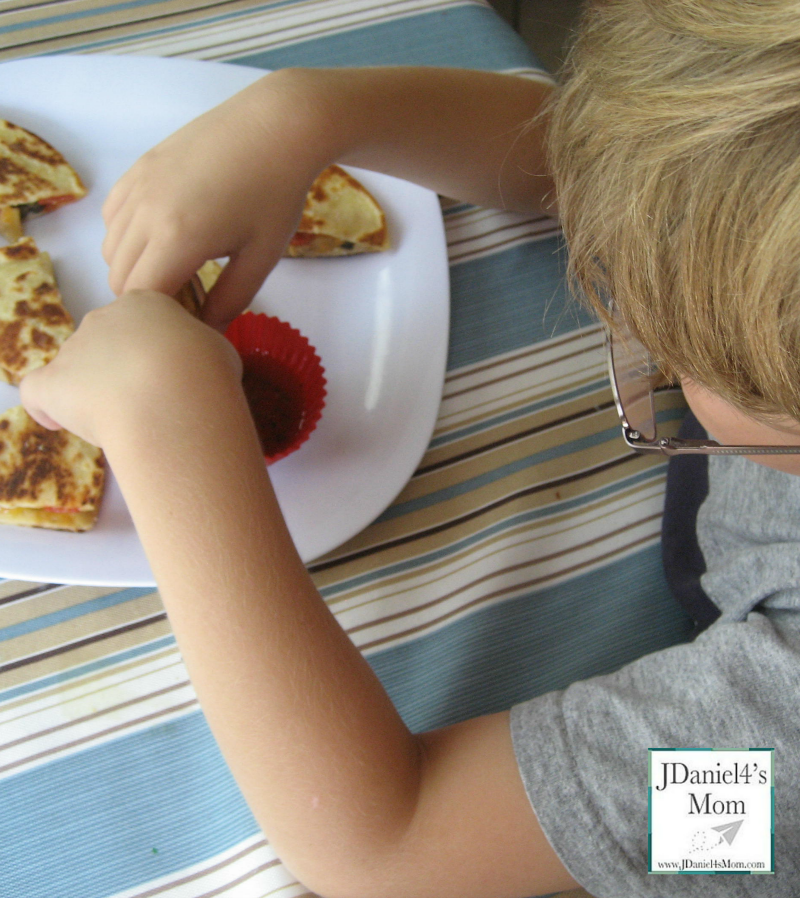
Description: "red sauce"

(240, 353), (305, 459)
(38, 195), (76, 212)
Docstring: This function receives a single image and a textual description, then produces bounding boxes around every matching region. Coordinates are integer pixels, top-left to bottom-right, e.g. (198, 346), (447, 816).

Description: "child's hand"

(20, 291), (242, 449)
(102, 72), (330, 331)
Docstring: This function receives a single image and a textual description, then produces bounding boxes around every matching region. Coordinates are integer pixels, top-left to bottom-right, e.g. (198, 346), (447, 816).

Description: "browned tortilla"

(0, 119), (86, 240)
(0, 237), (74, 384)
(285, 165), (389, 258)
(0, 406), (105, 531)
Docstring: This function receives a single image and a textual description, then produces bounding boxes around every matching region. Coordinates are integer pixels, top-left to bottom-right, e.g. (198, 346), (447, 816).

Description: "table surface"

(0, 2), (693, 896)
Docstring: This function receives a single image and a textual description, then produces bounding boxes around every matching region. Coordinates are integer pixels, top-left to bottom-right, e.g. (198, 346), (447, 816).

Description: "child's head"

(548, 0), (800, 427)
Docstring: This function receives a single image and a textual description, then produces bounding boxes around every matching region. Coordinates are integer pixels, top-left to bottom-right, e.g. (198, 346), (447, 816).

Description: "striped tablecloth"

(0, 2), (694, 896)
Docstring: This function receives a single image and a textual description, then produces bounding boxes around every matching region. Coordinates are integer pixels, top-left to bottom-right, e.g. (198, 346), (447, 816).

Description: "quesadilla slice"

(0, 237), (74, 384)
(0, 119), (87, 241)
(285, 165), (389, 258)
(172, 261), (223, 317)
(173, 273), (206, 318)
(0, 405), (105, 532)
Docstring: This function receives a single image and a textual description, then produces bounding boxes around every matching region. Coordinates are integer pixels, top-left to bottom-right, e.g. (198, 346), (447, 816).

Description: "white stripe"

(445, 206), (561, 263)
(80, 0), (477, 59)
(436, 328), (605, 433)
(0, 647), (197, 778)
(110, 834), (306, 898)
(331, 478), (666, 650)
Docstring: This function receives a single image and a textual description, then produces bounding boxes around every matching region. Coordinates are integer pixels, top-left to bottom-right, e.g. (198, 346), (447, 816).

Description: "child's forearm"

(101, 382), (426, 892)
(101, 67), (555, 328)
(256, 66), (556, 214)
(21, 292), (576, 896)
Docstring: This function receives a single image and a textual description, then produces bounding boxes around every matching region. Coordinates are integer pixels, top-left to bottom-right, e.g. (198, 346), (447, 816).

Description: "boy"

(21, 1), (800, 894)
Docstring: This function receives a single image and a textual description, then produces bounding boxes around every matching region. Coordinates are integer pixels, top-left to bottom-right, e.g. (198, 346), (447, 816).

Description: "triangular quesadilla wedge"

(0, 405), (105, 532)
(285, 165), (389, 258)
(0, 237), (74, 384)
(0, 119), (87, 241)
(172, 261), (223, 317)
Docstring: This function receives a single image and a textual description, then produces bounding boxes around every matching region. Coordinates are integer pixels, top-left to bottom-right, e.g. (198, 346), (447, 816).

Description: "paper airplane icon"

(711, 820), (744, 845)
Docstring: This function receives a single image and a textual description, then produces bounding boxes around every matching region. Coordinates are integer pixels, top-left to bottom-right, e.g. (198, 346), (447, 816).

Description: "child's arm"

(20, 293), (576, 898)
(103, 67), (554, 330)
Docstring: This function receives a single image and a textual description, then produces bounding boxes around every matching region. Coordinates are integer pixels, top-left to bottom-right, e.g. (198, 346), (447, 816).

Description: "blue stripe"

(1, 712), (257, 898)
(0, 587), (157, 644)
(369, 543), (694, 731)
(232, 5), (542, 70)
(1, 547), (691, 898)
(447, 236), (596, 370)
(319, 464), (668, 599)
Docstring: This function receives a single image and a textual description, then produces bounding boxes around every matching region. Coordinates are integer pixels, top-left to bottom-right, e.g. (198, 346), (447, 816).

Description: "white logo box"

(649, 748), (774, 874)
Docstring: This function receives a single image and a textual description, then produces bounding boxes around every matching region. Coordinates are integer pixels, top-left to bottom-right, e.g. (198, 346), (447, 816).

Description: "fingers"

(20, 367), (65, 432)
(202, 242), (278, 331)
(101, 168), (134, 228)
(104, 195), (211, 300)
(123, 239), (201, 301)
(103, 215), (148, 294)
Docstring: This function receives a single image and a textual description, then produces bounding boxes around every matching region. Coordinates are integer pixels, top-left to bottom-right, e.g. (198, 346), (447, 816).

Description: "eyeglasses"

(606, 306), (800, 457)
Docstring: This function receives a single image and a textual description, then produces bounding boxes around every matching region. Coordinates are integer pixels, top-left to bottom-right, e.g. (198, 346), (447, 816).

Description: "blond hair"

(548, 0), (800, 420)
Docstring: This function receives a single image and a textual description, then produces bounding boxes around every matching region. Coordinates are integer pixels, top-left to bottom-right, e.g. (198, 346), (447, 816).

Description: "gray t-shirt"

(511, 455), (800, 895)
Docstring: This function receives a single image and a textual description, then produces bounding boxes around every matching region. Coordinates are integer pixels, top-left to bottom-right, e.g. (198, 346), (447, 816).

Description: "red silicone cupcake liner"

(225, 312), (327, 464)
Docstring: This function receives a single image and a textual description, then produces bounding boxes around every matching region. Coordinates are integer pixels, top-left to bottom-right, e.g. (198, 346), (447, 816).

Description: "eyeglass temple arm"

(623, 429), (800, 456)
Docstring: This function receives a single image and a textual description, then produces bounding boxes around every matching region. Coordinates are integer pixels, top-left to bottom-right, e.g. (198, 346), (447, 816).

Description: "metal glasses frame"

(606, 308), (800, 457)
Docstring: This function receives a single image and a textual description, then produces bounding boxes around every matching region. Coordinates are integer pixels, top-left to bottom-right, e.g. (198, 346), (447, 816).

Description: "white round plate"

(0, 55), (449, 585)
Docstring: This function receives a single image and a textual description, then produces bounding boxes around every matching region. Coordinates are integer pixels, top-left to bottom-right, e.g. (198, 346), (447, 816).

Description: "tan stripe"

(187, 859), (285, 898)
(0, 584), (147, 630)
(1, 591), (166, 667)
(0, 614), (172, 690)
(402, 401), (626, 508)
(0, 580), (52, 603)
(311, 438), (667, 586)
(423, 388), (612, 481)
(0, 0), (245, 56)
(313, 388), (683, 584)
(437, 358), (606, 437)
(0, 0), (466, 58)
(434, 372), (606, 444)
(443, 338), (603, 400)
(0, 0), (223, 27)
(333, 500), (663, 632)
(446, 219), (559, 248)
(438, 340), (605, 434)
(323, 474), (665, 608)
(419, 387), (684, 510)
